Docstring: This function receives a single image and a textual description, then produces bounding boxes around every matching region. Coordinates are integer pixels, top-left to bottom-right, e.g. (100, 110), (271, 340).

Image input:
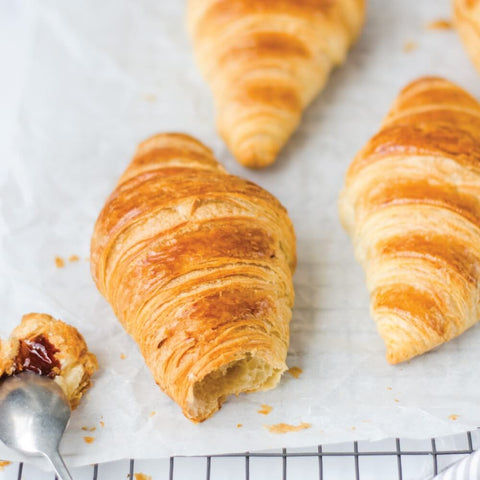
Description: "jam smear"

(17, 335), (60, 377)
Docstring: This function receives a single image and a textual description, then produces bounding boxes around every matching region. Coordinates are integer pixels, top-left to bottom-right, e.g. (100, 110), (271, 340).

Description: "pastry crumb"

(55, 256), (65, 268)
(351, 426), (356, 431)
(120, 353), (127, 359)
(386, 387), (392, 390)
(403, 41), (418, 53)
(83, 436), (95, 444)
(426, 19), (453, 30)
(0, 461), (11, 471)
(286, 366), (303, 378)
(258, 404), (273, 415)
(394, 399), (400, 403)
(237, 423), (243, 428)
(68, 254), (80, 262)
(449, 414), (459, 421)
(134, 474), (152, 480)
(265, 422), (311, 434)
(149, 411), (157, 417)
(100, 421), (105, 427)
(81, 426), (96, 432)
(143, 94), (157, 103)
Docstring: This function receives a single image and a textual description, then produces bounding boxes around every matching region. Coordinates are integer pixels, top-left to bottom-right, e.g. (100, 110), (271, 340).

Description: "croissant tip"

(386, 346), (416, 365)
(233, 138), (280, 168)
(386, 353), (399, 365)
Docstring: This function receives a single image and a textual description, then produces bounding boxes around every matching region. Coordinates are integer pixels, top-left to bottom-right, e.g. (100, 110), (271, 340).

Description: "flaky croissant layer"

(187, 0), (365, 168)
(91, 133), (296, 422)
(339, 76), (480, 364)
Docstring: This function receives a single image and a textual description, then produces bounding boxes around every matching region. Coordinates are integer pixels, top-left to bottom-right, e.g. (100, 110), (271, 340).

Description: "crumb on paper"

(149, 411), (157, 418)
(143, 94), (157, 103)
(81, 426), (96, 432)
(237, 423), (243, 428)
(68, 254), (80, 262)
(265, 422), (311, 434)
(134, 474), (152, 480)
(351, 426), (356, 431)
(100, 421), (105, 427)
(83, 436), (95, 444)
(55, 256), (65, 268)
(120, 353), (127, 359)
(403, 41), (417, 53)
(386, 387), (392, 390)
(426, 19), (453, 30)
(258, 404), (273, 415)
(286, 366), (303, 378)
(0, 461), (11, 471)
(394, 399), (400, 403)
(449, 414), (459, 421)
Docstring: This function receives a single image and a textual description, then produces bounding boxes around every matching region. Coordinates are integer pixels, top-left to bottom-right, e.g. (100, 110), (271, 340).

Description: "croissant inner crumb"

(191, 354), (281, 420)
(15, 335), (60, 378)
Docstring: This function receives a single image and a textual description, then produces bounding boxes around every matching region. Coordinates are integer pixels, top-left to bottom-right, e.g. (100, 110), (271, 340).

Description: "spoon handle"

(45, 450), (74, 480)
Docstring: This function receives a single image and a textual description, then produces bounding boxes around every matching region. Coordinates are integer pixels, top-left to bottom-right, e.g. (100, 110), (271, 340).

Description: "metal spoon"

(0, 372), (73, 480)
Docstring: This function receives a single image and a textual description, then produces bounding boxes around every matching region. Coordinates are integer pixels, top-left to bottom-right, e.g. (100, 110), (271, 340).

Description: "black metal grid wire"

(9, 430), (477, 479)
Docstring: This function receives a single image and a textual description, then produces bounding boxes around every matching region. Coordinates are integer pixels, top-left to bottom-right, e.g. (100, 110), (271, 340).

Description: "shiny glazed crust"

(0, 313), (98, 409)
(339, 77), (480, 364)
(454, 0), (480, 73)
(187, 0), (365, 168)
(90, 133), (296, 422)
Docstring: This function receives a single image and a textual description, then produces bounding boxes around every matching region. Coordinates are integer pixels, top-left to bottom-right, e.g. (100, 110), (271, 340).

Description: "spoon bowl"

(0, 372), (73, 480)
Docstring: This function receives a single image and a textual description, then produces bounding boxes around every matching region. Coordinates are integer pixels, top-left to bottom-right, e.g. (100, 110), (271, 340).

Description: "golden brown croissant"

(90, 133), (296, 422)
(0, 313), (98, 408)
(454, 0), (480, 73)
(187, 0), (365, 168)
(339, 76), (480, 364)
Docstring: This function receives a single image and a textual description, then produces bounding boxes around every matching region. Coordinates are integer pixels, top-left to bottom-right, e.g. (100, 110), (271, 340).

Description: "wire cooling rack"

(1, 430), (477, 480)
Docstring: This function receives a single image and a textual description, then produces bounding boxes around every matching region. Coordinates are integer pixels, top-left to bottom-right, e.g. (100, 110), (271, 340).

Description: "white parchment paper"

(1, 0), (480, 467)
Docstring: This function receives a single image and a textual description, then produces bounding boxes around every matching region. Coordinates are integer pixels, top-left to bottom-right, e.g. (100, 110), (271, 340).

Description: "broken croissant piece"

(0, 313), (98, 408)
(454, 0), (480, 73)
(339, 77), (480, 364)
(187, 0), (365, 168)
(90, 133), (296, 422)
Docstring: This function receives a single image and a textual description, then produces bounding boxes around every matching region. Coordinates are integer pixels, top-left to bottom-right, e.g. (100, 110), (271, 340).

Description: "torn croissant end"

(186, 353), (285, 423)
(0, 313), (98, 409)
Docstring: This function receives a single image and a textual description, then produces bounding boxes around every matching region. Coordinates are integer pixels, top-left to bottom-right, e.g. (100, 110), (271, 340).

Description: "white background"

(1, 0), (480, 478)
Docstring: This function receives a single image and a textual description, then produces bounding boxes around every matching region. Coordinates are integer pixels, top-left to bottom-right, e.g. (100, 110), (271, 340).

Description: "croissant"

(0, 313), (98, 408)
(187, 0), (365, 168)
(339, 77), (480, 364)
(90, 133), (296, 422)
(454, 0), (480, 73)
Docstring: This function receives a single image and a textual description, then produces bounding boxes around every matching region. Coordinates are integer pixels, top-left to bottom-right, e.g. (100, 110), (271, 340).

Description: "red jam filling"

(17, 335), (60, 377)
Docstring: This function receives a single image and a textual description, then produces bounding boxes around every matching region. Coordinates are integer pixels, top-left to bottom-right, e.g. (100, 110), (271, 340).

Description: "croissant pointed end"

(385, 350), (402, 365)
(385, 339), (427, 365)
(232, 136), (282, 169)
